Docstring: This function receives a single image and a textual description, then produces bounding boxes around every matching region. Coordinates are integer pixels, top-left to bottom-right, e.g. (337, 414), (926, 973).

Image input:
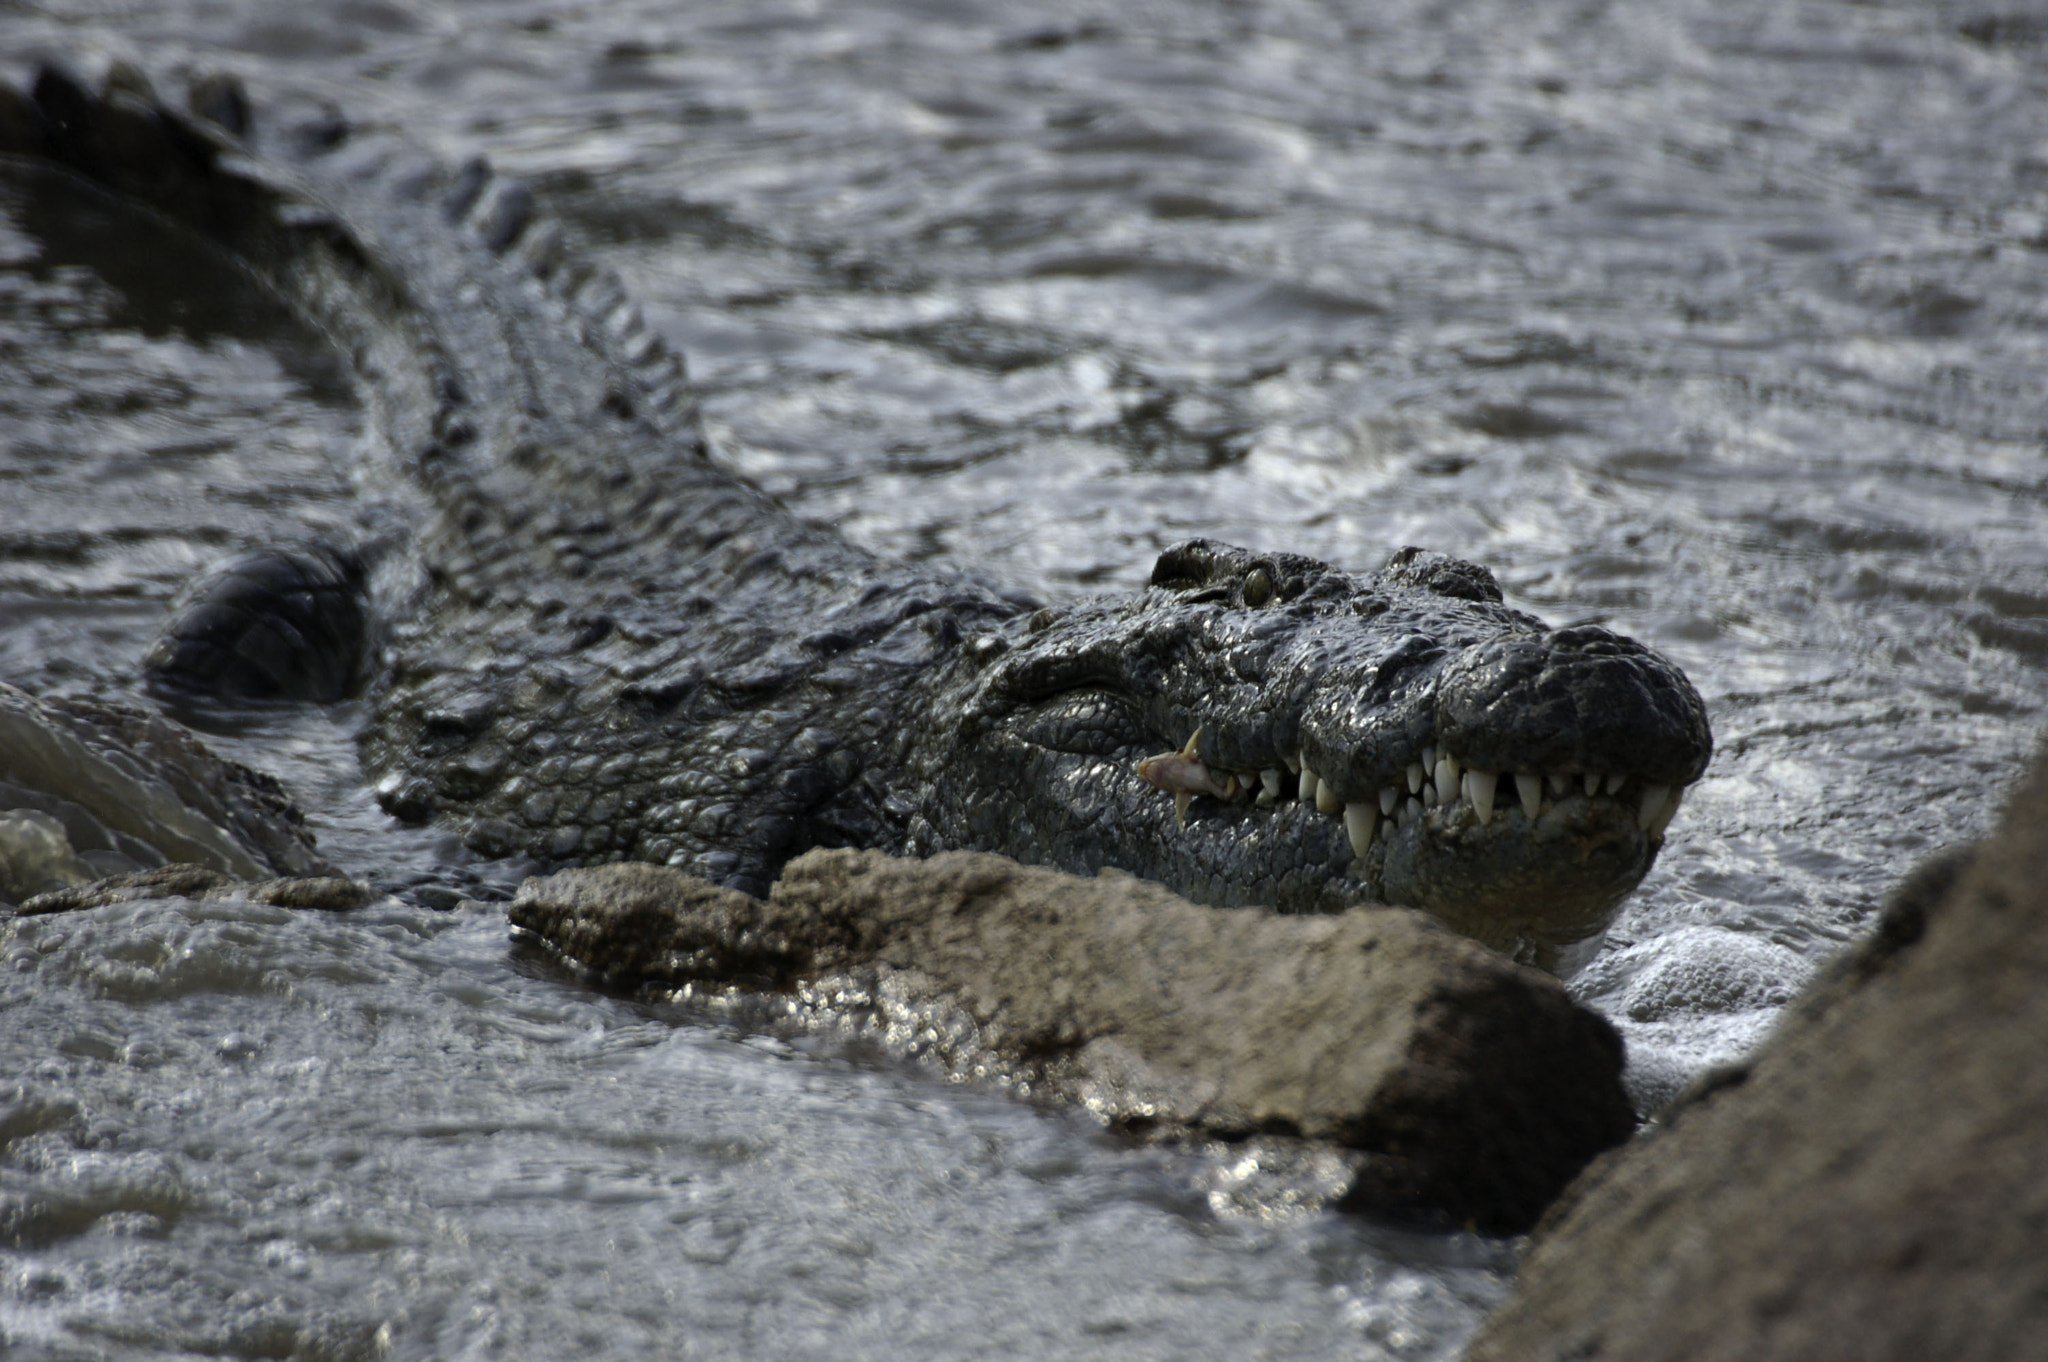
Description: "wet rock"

(0, 809), (102, 902)
(0, 682), (337, 897)
(1466, 744), (2048, 1361)
(17, 864), (382, 915)
(503, 859), (827, 990)
(510, 848), (1634, 1231)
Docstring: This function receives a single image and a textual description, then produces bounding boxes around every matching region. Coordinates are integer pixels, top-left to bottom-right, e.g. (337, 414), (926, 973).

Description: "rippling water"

(3, 0), (2046, 1356)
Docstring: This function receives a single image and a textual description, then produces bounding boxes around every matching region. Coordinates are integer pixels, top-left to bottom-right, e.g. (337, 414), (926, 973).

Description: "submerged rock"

(1466, 744), (2048, 1361)
(511, 848), (1635, 1231)
(0, 808), (101, 902)
(0, 682), (335, 906)
(16, 864), (383, 915)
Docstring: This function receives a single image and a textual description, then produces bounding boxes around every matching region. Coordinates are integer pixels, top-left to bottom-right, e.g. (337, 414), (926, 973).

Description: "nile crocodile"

(0, 61), (1711, 966)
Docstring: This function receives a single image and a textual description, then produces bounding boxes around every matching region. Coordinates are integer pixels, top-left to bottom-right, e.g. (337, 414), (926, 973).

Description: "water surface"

(3, 0), (2045, 1356)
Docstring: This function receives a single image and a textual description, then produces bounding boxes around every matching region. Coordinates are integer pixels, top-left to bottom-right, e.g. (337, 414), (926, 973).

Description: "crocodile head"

(916, 539), (1713, 967)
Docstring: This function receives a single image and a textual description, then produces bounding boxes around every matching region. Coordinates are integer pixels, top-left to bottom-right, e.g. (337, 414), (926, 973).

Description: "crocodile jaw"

(920, 539), (1711, 966)
(961, 713), (1673, 966)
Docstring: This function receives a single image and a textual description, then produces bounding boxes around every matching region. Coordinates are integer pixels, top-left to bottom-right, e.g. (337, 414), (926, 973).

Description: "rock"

(1465, 744), (2048, 1362)
(510, 848), (1635, 1231)
(0, 682), (337, 898)
(502, 859), (827, 990)
(16, 864), (383, 915)
(0, 808), (102, 902)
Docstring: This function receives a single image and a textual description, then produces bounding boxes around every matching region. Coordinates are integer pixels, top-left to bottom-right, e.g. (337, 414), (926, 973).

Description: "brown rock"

(511, 847), (1635, 1231)
(1466, 744), (2048, 1362)
(17, 864), (382, 915)
(501, 859), (834, 990)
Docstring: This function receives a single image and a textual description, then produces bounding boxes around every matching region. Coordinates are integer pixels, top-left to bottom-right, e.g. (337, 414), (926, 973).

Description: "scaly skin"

(2, 62), (1710, 964)
(913, 539), (1709, 962)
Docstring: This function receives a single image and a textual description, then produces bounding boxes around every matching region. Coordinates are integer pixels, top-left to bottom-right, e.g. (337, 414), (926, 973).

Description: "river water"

(2, 0), (2044, 1357)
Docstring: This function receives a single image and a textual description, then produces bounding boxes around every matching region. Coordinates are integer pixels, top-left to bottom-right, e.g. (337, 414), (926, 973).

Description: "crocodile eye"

(1243, 567), (1273, 607)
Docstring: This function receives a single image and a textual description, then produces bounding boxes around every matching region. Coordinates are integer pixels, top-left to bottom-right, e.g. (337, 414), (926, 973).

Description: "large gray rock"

(510, 847), (1635, 1231)
(1466, 745), (2048, 1362)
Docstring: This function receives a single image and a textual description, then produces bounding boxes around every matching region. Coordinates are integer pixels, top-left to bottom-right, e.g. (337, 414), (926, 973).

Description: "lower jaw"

(1198, 791), (1655, 966)
(1370, 796), (1655, 965)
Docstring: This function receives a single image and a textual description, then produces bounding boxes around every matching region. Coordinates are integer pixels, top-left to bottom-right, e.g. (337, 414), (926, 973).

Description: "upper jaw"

(950, 540), (1712, 961)
(1077, 626), (1709, 960)
(1135, 613), (1711, 833)
(1139, 683), (1692, 865)
(1107, 709), (1681, 967)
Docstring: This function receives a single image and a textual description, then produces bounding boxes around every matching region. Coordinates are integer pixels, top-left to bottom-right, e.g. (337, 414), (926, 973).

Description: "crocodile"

(0, 61), (1711, 966)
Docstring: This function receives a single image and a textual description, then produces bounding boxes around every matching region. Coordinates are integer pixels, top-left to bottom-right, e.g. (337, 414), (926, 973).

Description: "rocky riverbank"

(509, 849), (1635, 1232)
(1466, 743), (2048, 1360)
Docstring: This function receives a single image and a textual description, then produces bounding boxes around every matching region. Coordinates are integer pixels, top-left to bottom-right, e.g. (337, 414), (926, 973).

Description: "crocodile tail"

(0, 58), (704, 479)
(1, 57), (1012, 894)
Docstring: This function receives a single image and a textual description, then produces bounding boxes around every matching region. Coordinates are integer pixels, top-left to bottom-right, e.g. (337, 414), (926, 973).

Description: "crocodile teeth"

(1650, 787), (1683, 838)
(1344, 802), (1378, 859)
(1465, 769), (1497, 825)
(1638, 783), (1673, 833)
(1133, 722), (1691, 848)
